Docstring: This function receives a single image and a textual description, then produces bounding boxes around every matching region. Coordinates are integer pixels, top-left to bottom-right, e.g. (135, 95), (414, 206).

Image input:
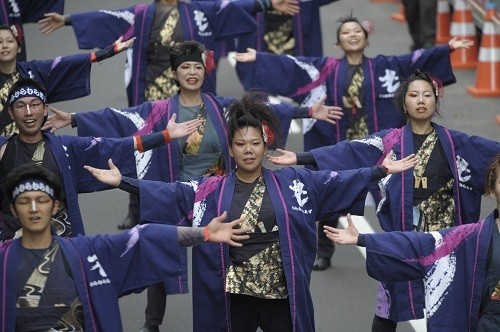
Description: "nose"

(30, 200), (37, 212)
(26, 104), (31, 115)
(417, 94), (424, 104)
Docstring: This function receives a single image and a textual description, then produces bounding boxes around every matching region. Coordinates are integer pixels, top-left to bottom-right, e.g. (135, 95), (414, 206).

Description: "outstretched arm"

(90, 36), (135, 63)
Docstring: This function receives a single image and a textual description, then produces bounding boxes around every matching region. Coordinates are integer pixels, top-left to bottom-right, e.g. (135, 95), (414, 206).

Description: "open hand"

(234, 48), (257, 63)
(310, 96), (343, 125)
(38, 13), (66, 35)
(267, 148), (297, 165)
(324, 213), (359, 245)
(166, 113), (204, 139)
(42, 107), (72, 132)
(84, 159), (122, 187)
(382, 151), (419, 174)
(206, 211), (251, 247)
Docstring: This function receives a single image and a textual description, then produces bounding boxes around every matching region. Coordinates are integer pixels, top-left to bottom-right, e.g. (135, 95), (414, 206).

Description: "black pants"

(316, 216), (339, 259)
(145, 282), (166, 326)
(372, 314), (397, 332)
(402, 0), (438, 50)
(230, 294), (292, 332)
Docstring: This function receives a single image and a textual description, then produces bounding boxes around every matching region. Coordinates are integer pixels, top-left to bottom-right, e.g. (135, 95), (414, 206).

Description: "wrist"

(64, 15), (71, 26)
(308, 107), (313, 118)
(449, 43), (455, 52)
(70, 113), (77, 128)
(203, 227), (210, 242)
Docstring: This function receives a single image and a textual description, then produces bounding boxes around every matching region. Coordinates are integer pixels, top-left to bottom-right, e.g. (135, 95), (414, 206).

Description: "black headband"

(172, 52), (204, 71)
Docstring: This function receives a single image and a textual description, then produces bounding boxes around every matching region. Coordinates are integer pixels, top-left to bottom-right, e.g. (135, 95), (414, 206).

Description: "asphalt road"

(22, 0), (499, 331)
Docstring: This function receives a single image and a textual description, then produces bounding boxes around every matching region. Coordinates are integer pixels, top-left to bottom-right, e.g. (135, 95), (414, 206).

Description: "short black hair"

(5, 163), (63, 202)
(225, 91), (281, 147)
(169, 41), (206, 87)
(336, 13), (368, 45)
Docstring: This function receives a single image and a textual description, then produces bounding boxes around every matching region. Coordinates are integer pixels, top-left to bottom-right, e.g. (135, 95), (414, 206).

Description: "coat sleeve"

(75, 102), (162, 138)
(61, 135), (137, 193)
(138, 179), (197, 226)
(450, 130), (500, 195)
(70, 6), (136, 49)
(85, 224), (183, 296)
(376, 44), (456, 86)
(236, 52), (327, 101)
(304, 167), (372, 218)
(363, 231), (432, 283)
(26, 54), (91, 103)
(20, 0), (64, 22)
(310, 130), (390, 171)
(195, 1), (257, 40)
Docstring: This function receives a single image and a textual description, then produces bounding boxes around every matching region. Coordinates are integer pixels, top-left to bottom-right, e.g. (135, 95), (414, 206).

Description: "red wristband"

(203, 227), (210, 242)
(135, 136), (144, 153)
(162, 129), (171, 143)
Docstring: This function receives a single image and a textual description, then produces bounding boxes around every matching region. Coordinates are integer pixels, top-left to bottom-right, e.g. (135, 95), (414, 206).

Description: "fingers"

(107, 158), (115, 169)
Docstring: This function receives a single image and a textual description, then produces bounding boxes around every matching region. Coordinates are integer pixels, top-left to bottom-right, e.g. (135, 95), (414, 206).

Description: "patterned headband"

(9, 86), (47, 106)
(12, 179), (55, 202)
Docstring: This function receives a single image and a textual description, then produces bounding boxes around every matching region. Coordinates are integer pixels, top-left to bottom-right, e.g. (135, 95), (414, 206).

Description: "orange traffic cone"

(450, 0), (478, 69)
(467, 5), (500, 97)
(436, 0), (451, 43)
(391, 4), (406, 23)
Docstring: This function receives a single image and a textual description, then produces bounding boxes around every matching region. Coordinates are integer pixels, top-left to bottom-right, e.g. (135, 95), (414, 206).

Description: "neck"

(345, 52), (364, 65)
(179, 90), (202, 107)
(235, 168), (263, 183)
(158, 0), (178, 5)
(410, 121), (433, 135)
(21, 233), (52, 249)
(0, 60), (16, 75)
(19, 132), (44, 144)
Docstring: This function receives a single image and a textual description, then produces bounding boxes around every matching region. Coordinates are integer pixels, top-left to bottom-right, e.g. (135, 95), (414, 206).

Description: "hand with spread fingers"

(310, 96), (344, 125)
(206, 211), (251, 247)
(42, 107), (72, 132)
(166, 113), (204, 140)
(382, 151), (419, 174)
(38, 12), (66, 35)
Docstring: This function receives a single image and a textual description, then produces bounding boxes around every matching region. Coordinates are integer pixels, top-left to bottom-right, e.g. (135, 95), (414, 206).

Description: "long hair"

(226, 91), (281, 147)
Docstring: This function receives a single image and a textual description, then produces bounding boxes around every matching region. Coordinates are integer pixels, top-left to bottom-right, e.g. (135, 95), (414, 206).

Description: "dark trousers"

(145, 282), (166, 326)
(402, 0), (438, 49)
(230, 294), (293, 332)
(316, 216), (339, 259)
(372, 314), (397, 332)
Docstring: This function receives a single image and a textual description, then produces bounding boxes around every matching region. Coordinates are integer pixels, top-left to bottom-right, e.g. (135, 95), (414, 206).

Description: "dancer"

(0, 163), (250, 331)
(325, 154), (500, 331)
(85, 91), (418, 331)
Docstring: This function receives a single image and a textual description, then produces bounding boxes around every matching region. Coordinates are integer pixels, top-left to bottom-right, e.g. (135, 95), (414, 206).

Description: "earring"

(403, 105), (407, 113)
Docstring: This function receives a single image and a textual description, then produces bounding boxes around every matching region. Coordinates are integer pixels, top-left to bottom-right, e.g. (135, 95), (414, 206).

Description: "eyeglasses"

(12, 101), (44, 113)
